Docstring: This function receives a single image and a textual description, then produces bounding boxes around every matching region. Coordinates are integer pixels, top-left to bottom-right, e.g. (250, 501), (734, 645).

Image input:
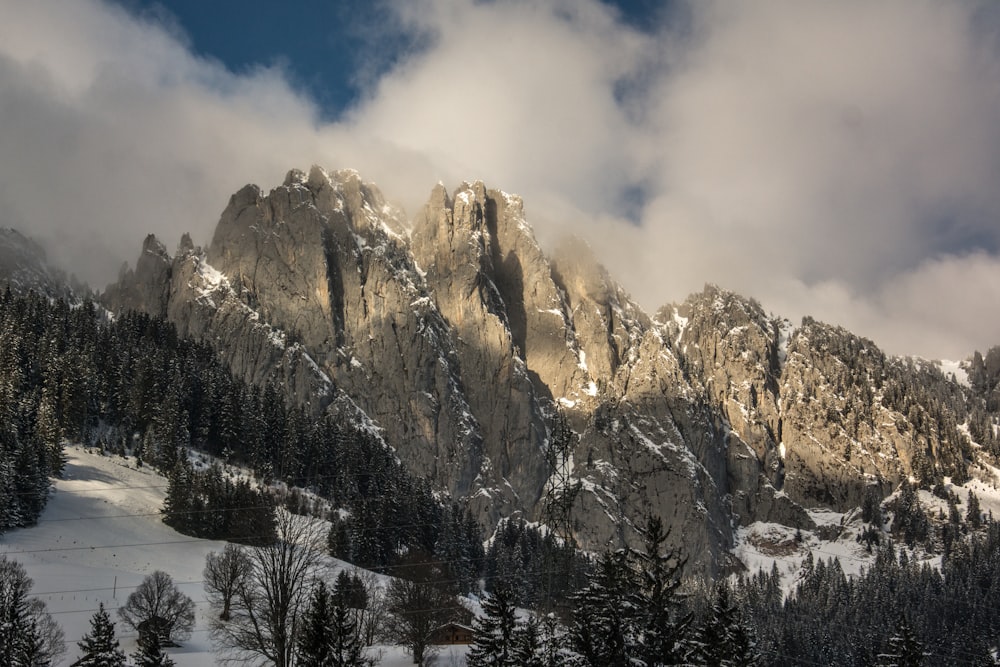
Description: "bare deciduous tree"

(209, 510), (329, 667)
(354, 568), (389, 647)
(385, 579), (462, 667)
(203, 543), (252, 621)
(28, 598), (67, 663)
(118, 570), (196, 645)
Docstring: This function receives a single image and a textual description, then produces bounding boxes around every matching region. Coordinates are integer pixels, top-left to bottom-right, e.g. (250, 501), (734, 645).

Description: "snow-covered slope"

(1, 446), (469, 666)
(2, 446), (223, 665)
(733, 463), (1000, 596)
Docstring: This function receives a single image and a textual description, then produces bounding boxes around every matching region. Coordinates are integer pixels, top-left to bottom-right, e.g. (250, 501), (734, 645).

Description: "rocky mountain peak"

(90, 166), (997, 578)
(102, 233), (172, 316)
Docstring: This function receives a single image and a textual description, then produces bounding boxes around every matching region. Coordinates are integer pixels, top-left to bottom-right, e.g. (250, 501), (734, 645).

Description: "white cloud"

(0, 0), (998, 359)
(607, 0), (1000, 359)
(345, 0), (652, 214)
(0, 0), (331, 288)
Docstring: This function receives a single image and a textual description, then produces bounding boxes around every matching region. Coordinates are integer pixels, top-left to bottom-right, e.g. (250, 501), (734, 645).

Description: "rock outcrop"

(0, 228), (79, 299)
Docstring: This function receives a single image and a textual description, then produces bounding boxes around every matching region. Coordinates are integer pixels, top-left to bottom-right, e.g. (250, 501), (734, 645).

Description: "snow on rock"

(776, 318), (794, 368)
(937, 359), (970, 388)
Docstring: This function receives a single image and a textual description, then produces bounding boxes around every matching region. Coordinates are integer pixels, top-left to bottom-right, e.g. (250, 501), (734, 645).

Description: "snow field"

(2, 445), (469, 666)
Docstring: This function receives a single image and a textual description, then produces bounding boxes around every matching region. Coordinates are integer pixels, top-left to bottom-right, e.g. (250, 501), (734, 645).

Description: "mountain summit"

(94, 166), (997, 576)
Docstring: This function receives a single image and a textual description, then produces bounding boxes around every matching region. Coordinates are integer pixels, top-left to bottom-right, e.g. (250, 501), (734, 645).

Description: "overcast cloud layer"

(0, 0), (998, 360)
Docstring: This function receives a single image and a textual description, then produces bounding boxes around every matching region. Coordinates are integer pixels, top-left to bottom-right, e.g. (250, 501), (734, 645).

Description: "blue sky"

(1, 0), (999, 359)
(117, 0), (385, 117)
(117, 0), (675, 120)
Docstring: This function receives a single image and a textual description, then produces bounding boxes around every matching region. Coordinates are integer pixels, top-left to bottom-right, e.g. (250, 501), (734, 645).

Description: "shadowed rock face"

(99, 166), (990, 578)
(0, 228), (78, 299)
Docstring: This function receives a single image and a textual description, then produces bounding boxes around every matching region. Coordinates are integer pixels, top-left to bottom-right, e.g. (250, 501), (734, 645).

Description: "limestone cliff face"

(665, 286), (980, 516)
(410, 182), (551, 519)
(662, 287), (809, 528)
(101, 167), (989, 577)
(107, 167), (490, 509)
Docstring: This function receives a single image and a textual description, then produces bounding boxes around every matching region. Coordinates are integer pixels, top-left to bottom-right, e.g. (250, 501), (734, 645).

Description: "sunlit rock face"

(99, 166), (990, 578)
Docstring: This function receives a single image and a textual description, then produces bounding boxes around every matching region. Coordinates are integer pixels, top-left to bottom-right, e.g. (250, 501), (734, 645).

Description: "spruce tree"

(0, 556), (63, 666)
(0, 558), (35, 664)
(161, 456), (195, 533)
(1, 592), (46, 666)
(328, 514), (352, 561)
(328, 595), (365, 667)
(333, 570), (368, 611)
(630, 515), (692, 666)
(132, 632), (175, 667)
(569, 550), (633, 667)
(467, 583), (520, 667)
(296, 579), (368, 667)
(511, 614), (550, 667)
(76, 603), (127, 667)
(967, 490), (983, 528)
(863, 485), (885, 527)
(877, 613), (926, 666)
(297, 580), (333, 666)
(18, 614), (51, 667)
(692, 581), (758, 666)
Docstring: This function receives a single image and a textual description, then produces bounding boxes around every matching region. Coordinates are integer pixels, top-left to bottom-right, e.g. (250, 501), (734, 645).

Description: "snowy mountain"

(83, 166), (1000, 578)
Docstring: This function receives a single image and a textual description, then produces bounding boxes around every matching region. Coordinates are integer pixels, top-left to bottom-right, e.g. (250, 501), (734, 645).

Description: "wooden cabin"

(429, 621), (474, 645)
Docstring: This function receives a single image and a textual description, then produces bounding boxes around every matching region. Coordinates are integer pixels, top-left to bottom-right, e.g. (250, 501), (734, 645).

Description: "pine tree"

(967, 490), (983, 528)
(76, 603), (127, 667)
(630, 515), (692, 666)
(297, 581), (333, 666)
(877, 613), (926, 666)
(692, 581), (759, 666)
(467, 584), (521, 667)
(132, 632), (175, 667)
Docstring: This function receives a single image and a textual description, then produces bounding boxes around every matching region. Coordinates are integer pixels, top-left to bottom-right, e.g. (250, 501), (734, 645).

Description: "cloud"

(0, 0), (998, 360)
(0, 0), (330, 289)
(620, 0), (1000, 359)
(343, 0), (653, 216)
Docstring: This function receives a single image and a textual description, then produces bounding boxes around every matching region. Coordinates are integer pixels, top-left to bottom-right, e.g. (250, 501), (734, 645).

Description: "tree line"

(5, 287), (1000, 664)
(0, 289), (484, 576)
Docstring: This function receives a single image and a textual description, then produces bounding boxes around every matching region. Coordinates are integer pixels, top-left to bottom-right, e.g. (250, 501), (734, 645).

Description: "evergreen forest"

(4, 287), (1000, 665)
